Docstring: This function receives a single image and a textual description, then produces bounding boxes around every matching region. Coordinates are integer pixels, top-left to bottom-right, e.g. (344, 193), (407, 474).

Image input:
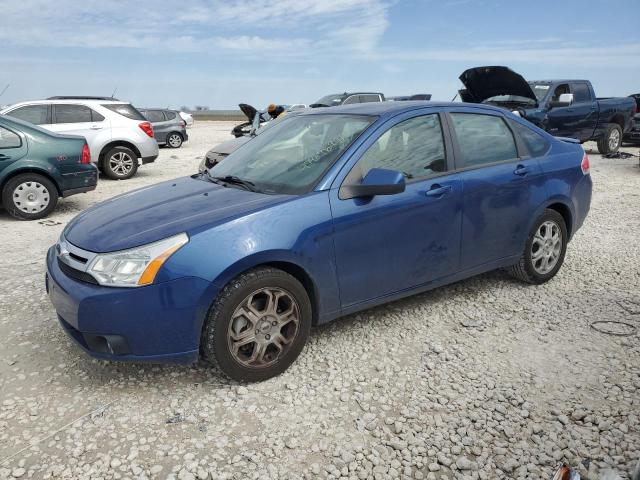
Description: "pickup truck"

(623, 94), (640, 144)
(459, 66), (637, 154)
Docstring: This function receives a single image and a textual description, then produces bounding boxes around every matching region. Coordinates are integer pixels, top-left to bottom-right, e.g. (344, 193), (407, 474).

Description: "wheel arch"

(528, 198), (574, 242)
(98, 141), (142, 165)
(0, 167), (62, 198)
(610, 114), (625, 130)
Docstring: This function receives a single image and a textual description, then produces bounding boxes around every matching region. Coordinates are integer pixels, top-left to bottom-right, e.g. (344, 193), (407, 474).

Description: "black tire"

(507, 209), (568, 284)
(596, 123), (622, 154)
(201, 267), (312, 382)
(2, 173), (59, 220)
(166, 132), (183, 149)
(101, 146), (139, 180)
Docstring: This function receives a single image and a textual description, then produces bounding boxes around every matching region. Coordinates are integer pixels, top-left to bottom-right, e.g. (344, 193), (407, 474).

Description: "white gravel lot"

(0, 122), (639, 480)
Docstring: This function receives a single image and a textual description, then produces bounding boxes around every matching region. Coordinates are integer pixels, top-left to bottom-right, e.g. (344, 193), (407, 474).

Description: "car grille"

(57, 258), (99, 285)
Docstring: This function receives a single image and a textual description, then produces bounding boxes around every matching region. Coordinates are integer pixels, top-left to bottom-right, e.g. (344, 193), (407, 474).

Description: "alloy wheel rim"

(609, 129), (620, 150)
(108, 152), (134, 176)
(13, 181), (50, 213)
(227, 287), (300, 369)
(531, 220), (562, 275)
(168, 134), (181, 147)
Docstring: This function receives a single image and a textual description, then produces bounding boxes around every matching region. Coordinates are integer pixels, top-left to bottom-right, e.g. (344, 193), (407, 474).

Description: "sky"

(1, 0), (639, 110)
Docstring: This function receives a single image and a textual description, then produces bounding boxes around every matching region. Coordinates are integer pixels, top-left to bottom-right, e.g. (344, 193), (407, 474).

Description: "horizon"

(1, 0), (639, 110)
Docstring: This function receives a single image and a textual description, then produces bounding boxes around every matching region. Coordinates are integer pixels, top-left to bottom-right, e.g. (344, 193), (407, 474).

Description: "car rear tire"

(2, 173), (59, 220)
(166, 132), (183, 148)
(201, 267), (312, 382)
(102, 146), (139, 180)
(507, 209), (568, 284)
(597, 123), (622, 154)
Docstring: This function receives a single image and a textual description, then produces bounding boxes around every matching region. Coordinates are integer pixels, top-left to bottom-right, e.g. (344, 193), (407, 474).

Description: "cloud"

(0, 0), (391, 54)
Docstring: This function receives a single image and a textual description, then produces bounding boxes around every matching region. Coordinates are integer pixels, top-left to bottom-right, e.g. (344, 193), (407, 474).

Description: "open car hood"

(239, 103), (258, 121)
(459, 66), (537, 104)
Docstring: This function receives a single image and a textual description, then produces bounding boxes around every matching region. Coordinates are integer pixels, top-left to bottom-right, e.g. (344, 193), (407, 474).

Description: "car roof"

(529, 80), (590, 84)
(5, 99), (130, 106)
(302, 101), (508, 117)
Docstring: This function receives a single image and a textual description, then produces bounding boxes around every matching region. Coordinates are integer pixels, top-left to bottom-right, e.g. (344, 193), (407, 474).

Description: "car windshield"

(208, 114), (375, 195)
(529, 83), (552, 102)
(312, 94), (346, 107)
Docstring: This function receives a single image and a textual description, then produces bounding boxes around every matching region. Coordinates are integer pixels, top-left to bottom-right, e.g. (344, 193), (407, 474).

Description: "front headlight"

(87, 233), (189, 287)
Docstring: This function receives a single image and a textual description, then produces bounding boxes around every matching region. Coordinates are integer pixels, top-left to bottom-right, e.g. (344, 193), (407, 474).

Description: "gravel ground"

(0, 122), (639, 480)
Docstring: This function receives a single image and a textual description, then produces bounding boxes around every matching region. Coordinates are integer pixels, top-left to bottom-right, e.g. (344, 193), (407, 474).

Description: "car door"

(545, 83), (583, 139)
(51, 104), (108, 159)
(0, 123), (27, 175)
(569, 82), (598, 141)
(330, 111), (463, 307)
(445, 109), (544, 270)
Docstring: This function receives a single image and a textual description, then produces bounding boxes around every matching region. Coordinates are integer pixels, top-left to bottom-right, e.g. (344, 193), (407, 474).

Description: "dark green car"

(0, 115), (97, 220)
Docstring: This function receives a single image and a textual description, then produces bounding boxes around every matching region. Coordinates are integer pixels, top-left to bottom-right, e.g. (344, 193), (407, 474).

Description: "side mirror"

(340, 168), (406, 200)
(550, 93), (574, 109)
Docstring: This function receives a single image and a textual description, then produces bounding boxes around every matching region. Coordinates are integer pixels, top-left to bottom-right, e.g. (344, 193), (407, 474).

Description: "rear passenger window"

(510, 121), (550, 157)
(346, 114), (446, 183)
(450, 113), (517, 167)
(101, 104), (146, 120)
(0, 126), (21, 148)
(6, 105), (48, 125)
(145, 110), (165, 122)
(91, 110), (105, 122)
(572, 83), (592, 103)
(165, 111), (177, 120)
(54, 105), (92, 123)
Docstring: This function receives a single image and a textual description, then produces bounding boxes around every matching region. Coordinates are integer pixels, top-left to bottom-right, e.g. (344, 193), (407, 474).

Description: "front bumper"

(46, 246), (215, 363)
(623, 130), (640, 143)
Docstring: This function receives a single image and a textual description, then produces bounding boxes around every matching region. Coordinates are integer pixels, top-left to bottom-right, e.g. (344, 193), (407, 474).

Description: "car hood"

(64, 176), (289, 253)
(239, 103), (258, 121)
(458, 66), (538, 104)
(208, 136), (251, 156)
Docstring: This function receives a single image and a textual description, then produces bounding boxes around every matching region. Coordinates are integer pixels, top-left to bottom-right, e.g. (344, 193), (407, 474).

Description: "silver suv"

(1, 97), (158, 180)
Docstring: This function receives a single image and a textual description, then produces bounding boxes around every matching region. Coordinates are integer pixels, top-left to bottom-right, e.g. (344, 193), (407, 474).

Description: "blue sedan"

(46, 102), (592, 381)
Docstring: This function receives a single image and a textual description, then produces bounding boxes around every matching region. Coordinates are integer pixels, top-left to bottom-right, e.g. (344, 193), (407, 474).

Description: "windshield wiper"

(211, 175), (258, 192)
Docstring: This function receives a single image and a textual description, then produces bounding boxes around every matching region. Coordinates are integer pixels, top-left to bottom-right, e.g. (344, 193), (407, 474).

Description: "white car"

(1, 97), (159, 180)
(179, 111), (194, 128)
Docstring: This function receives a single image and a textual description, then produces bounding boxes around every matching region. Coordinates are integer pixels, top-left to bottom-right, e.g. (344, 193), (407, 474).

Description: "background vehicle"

(179, 111), (194, 127)
(388, 94), (432, 101)
(459, 66), (637, 154)
(287, 104), (308, 111)
(47, 102), (591, 382)
(0, 115), (97, 220)
(310, 92), (385, 108)
(623, 94), (640, 144)
(139, 108), (188, 148)
(1, 98), (158, 180)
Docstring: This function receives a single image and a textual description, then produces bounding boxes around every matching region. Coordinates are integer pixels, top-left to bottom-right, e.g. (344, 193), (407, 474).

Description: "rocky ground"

(0, 122), (638, 480)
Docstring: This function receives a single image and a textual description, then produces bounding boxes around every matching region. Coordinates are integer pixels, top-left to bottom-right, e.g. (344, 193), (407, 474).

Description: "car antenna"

(451, 93), (459, 102)
(0, 83), (10, 100)
(111, 87), (118, 99)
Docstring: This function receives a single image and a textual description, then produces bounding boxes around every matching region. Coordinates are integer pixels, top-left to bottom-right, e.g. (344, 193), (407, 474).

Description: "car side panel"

(156, 191), (341, 323)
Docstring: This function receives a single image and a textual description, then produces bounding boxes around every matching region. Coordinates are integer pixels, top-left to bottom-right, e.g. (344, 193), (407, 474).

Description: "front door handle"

(425, 184), (452, 197)
(89, 125), (102, 130)
(0, 154), (9, 161)
(514, 165), (529, 176)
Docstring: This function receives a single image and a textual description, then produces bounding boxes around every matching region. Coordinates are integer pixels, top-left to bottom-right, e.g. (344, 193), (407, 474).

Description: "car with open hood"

(623, 94), (640, 144)
(459, 66), (637, 154)
(46, 101), (592, 381)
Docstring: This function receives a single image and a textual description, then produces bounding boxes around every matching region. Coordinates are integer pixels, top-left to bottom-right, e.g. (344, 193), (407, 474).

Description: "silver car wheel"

(531, 220), (563, 275)
(168, 134), (182, 148)
(108, 152), (134, 176)
(12, 181), (50, 213)
(608, 128), (620, 151)
(227, 287), (300, 369)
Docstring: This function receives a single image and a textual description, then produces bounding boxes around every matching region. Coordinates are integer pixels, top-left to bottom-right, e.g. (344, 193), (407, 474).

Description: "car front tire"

(507, 209), (568, 284)
(102, 146), (139, 180)
(2, 173), (59, 220)
(201, 267), (312, 382)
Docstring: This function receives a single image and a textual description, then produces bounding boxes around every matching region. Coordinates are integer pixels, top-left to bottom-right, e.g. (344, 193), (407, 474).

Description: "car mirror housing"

(340, 168), (406, 200)
(550, 93), (574, 109)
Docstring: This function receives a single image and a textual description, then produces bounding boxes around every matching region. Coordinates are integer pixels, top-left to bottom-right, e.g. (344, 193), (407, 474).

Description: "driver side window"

(345, 114), (446, 184)
(551, 84), (570, 102)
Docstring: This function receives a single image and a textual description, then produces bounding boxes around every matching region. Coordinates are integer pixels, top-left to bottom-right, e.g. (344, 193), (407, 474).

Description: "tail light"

(139, 121), (154, 138)
(180, 121), (186, 128)
(581, 152), (590, 175)
(80, 143), (91, 164)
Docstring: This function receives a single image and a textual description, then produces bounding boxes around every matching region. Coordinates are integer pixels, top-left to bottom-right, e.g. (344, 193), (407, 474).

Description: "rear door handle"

(425, 184), (452, 197)
(514, 165), (529, 176)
